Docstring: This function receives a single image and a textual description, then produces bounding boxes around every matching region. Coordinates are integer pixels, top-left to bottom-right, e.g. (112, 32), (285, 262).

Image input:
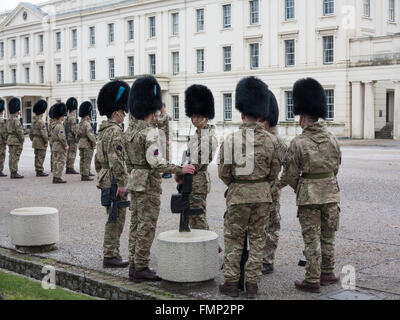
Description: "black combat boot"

(0, 171), (7, 177)
(103, 257), (129, 268)
(36, 171), (49, 177)
(81, 176), (94, 181)
(245, 282), (258, 299)
(219, 282), (239, 298)
(294, 279), (321, 293)
(262, 263), (274, 275)
(10, 172), (24, 179)
(53, 177), (67, 184)
(320, 273), (340, 286)
(66, 168), (79, 174)
(162, 173), (172, 179)
(132, 268), (161, 283)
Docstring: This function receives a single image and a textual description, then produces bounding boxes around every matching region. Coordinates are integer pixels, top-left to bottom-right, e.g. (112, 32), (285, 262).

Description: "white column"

(363, 81), (376, 140)
(394, 81), (400, 140)
(351, 81), (363, 139)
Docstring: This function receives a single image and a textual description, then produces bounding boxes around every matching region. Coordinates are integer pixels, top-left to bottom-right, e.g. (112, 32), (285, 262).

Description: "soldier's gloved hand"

(182, 164), (195, 175)
(116, 186), (127, 198)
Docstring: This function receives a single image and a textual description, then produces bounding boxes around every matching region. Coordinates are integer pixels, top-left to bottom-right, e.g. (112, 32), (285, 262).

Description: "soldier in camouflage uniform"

(174, 85), (218, 231)
(261, 90), (288, 275)
(279, 78), (342, 293)
(51, 103), (69, 184)
(0, 99), (7, 177)
(48, 106), (55, 172)
(65, 97), (80, 175)
(78, 101), (96, 181)
(151, 103), (172, 179)
(95, 80), (131, 268)
(218, 77), (280, 299)
(30, 100), (49, 177)
(7, 98), (24, 179)
(125, 75), (195, 282)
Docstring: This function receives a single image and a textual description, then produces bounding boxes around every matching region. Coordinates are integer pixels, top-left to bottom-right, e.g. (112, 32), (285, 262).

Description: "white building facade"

(0, 0), (399, 141)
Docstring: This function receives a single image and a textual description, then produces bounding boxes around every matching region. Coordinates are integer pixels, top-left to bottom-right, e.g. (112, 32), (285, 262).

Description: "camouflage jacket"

(6, 114), (24, 146)
(180, 124), (218, 195)
(30, 115), (48, 150)
(66, 114), (79, 145)
(52, 121), (68, 152)
(151, 110), (171, 141)
(0, 118), (7, 146)
(94, 120), (128, 189)
(124, 118), (138, 174)
(218, 122), (280, 206)
(49, 119), (57, 145)
(78, 119), (96, 149)
(279, 121), (341, 206)
(125, 119), (183, 195)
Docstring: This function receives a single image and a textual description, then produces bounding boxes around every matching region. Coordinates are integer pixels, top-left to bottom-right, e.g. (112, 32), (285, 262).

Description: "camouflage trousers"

(79, 148), (94, 177)
(0, 144), (5, 172)
(8, 145), (23, 174)
(66, 142), (78, 170)
(189, 193), (209, 230)
(298, 203), (340, 284)
(34, 149), (46, 173)
(223, 202), (270, 283)
(103, 201), (127, 258)
(50, 143), (54, 172)
(52, 151), (66, 179)
(128, 192), (160, 270)
(263, 200), (281, 264)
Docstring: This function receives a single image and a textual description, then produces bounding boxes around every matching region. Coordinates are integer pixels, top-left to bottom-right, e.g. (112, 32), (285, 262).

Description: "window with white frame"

(128, 20), (134, 40)
(197, 9), (205, 32)
(11, 39), (16, 57)
(108, 24), (115, 43)
(172, 52), (179, 75)
(72, 29), (77, 49)
(285, 39), (295, 67)
(89, 26), (95, 45)
(108, 58), (115, 79)
(24, 37), (29, 55)
(0, 42), (4, 58)
(72, 62), (78, 82)
(250, 43), (259, 69)
(172, 95), (179, 120)
(172, 13), (179, 35)
(286, 91), (294, 120)
(149, 54), (156, 74)
(128, 56), (134, 77)
(250, 0), (259, 24)
(389, 0), (395, 21)
(223, 93), (232, 121)
(38, 35), (44, 53)
(11, 68), (16, 83)
(323, 35), (334, 64)
(363, 0), (371, 17)
(223, 4), (231, 28)
(285, 0), (295, 20)
(149, 16), (156, 38)
(223, 46), (232, 71)
(323, 0), (334, 15)
(325, 89), (334, 120)
(197, 49), (204, 73)
(56, 32), (61, 50)
(0, 70), (4, 84)
(39, 65), (44, 83)
(56, 64), (61, 83)
(89, 60), (95, 80)
(25, 67), (30, 84)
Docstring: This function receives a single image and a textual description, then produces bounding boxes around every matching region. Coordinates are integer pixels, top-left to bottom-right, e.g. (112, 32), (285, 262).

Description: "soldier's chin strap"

(115, 110), (124, 123)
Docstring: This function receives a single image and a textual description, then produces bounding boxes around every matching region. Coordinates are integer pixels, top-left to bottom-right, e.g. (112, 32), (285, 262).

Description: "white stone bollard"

(157, 230), (219, 283)
(9, 207), (59, 253)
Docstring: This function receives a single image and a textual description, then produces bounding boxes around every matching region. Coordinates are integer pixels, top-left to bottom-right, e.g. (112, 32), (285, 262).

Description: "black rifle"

(239, 230), (249, 291)
(65, 120), (70, 142)
(101, 176), (130, 223)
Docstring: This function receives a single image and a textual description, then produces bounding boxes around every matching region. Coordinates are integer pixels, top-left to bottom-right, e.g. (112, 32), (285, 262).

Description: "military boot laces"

(103, 257), (129, 268)
(0, 172), (7, 177)
(11, 172), (24, 179)
(53, 177), (67, 184)
(132, 268), (161, 283)
(320, 273), (340, 286)
(245, 282), (258, 299)
(295, 279), (321, 293)
(36, 171), (49, 177)
(81, 176), (94, 181)
(219, 282), (239, 298)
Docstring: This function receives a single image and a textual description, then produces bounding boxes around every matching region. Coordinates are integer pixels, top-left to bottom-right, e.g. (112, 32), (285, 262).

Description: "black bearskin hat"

(98, 80), (130, 118)
(185, 84), (215, 119)
(264, 90), (279, 127)
(293, 78), (327, 119)
(33, 100), (48, 116)
(0, 98), (4, 113)
(79, 101), (93, 118)
(53, 103), (67, 119)
(235, 77), (270, 119)
(66, 97), (78, 112)
(8, 97), (21, 114)
(128, 75), (162, 120)
(49, 106), (54, 119)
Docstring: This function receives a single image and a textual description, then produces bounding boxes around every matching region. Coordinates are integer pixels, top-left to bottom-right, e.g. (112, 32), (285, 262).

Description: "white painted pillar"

(351, 81), (363, 139)
(393, 81), (400, 140)
(363, 81), (376, 140)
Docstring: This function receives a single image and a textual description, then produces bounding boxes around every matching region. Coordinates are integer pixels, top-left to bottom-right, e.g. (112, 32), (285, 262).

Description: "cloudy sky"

(0, 0), (45, 13)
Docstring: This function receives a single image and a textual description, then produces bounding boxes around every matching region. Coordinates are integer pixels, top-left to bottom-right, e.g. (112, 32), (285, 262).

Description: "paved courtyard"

(0, 139), (399, 300)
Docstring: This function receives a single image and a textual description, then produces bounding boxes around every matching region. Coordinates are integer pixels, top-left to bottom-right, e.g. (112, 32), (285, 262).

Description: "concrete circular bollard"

(157, 230), (219, 283)
(9, 207), (59, 253)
